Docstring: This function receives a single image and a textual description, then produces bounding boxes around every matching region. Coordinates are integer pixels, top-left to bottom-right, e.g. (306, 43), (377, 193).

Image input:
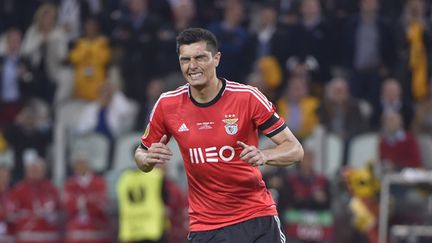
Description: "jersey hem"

(189, 208), (278, 232)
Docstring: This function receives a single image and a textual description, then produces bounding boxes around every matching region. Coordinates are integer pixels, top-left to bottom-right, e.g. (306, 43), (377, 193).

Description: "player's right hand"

(145, 135), (173, 166)
(237, 141), (267, 166)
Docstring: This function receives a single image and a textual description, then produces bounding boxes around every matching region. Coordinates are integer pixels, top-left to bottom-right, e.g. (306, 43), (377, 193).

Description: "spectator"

(394, 0), (431, 102)
(74, 81), (138, 169)
(0, 165), (15, 243)
(58, 0), (103, 43)
(111, 0), (161, 107)
(318, 77), (369, 159)
(207, 0), (254, 82)
(371, 78), (413, 130)
(69, 16), (112, 101)
(248, 3), (296, 90)
(318, 78), (369, 163)
(0, 28), (33, 128)
(251, 3), (278, 59)
(292, 0), (336, 85)
(21, 3), (68, 103)
(11, 150), (62, 243)
(412, 82), (432, 134)
(117, 167), (168, 243)
(194, 0), (224, 27)
(75, 82), (138, 142)
(277, 76), (320, 141)
(247, 56), (283, 103)
(3, 99), (52, 183)
(0, 131), (7, 152)
(380, 0), (406, 21)
(277, 148), (333, 243)
(0, 0), (44, 33)
(342, 0), (396, 106)
(379, 110), (425, 233)
(156, 0), (198, 76)
(285, 57), (315, 83)
(250, 3), (293, 61)
(63, 150), (112, 243)
(275, 0), (302, 25)
(379, 110), (422, 172)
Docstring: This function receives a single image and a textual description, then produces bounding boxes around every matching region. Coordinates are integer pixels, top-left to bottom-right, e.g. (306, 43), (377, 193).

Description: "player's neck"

(190, 78), (222, 103)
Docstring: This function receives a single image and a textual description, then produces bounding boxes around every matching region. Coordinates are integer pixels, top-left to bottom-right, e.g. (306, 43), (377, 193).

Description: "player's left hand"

(237, 141), (267, 166)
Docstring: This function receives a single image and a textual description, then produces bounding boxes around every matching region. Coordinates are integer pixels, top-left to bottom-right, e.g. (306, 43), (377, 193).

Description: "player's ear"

(214, 52), (221, 67)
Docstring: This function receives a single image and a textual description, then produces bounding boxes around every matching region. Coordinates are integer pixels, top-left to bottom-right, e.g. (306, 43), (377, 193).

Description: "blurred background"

(0, 0), (432, 242)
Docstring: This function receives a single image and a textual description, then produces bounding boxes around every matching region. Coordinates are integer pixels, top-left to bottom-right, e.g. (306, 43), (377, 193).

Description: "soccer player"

(135, 28), (304, 243)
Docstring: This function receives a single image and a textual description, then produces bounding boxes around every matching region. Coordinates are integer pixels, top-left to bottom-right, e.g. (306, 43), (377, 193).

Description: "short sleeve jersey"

(141, 79), (287, 231)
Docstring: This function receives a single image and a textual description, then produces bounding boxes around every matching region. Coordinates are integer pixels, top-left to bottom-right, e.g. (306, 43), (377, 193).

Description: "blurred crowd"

(0, 0), (432, 242)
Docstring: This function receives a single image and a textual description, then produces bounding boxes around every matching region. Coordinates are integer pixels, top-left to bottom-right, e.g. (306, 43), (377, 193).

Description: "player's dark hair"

(176, 28), (218, 55)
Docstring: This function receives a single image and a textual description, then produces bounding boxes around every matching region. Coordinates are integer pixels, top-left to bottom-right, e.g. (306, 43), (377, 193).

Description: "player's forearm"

(134, 146), (155, 172)
(262, 139), (304, 166)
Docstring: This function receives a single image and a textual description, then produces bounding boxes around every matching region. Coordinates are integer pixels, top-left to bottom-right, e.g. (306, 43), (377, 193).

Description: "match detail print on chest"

(176, 112), (240, 136)
(180, 112), (243, 165)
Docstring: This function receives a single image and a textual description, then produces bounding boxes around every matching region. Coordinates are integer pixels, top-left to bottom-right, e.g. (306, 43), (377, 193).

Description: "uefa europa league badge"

(222, 114), (239, 135)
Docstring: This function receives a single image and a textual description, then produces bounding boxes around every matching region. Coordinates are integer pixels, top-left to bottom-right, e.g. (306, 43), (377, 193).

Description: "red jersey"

(11, 179), (62, 243)
(141, 79), (286, 231)
(379, 131), (422, 169)
(63, 174), (112, 243)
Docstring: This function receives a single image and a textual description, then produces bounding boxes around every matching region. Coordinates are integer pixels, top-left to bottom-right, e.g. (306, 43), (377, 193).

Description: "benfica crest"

(222, 115), (239, 135)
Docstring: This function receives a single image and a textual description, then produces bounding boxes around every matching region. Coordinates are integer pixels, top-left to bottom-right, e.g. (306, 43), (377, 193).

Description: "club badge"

(222, 114), (238, 135)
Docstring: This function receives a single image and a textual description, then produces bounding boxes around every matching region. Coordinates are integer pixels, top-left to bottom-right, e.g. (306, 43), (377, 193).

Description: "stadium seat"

(416, 134), (432, 169)
(347, 133), (379, 168)
(69, 132), (110, 173)
(53, 99), (90, 185)
(112, 132), (142, 170)
(56, 99), (89, 130)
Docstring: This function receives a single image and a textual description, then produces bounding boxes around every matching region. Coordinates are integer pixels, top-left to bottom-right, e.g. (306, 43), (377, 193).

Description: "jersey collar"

(189, 78), (226, 107)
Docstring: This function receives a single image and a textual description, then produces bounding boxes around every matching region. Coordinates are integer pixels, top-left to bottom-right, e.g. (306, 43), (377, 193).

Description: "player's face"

(178, 41), (220, 88)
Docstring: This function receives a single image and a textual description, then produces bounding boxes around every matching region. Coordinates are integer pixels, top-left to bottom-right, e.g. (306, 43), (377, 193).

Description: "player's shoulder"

(225, 80), (264, 96)
(225, 80), (271, 104)
(158, 84), (189, 103)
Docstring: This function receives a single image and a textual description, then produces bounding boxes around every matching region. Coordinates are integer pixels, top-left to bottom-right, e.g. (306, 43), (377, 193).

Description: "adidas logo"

(178, 123), (189, 132)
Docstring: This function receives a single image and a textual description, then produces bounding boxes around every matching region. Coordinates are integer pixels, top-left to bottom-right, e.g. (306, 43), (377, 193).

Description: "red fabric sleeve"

(250, 88), (286, 137)
(141, 96), (171, 149)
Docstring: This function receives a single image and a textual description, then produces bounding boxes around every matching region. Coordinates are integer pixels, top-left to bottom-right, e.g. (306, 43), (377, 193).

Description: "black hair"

(176, 28), (218, 55)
